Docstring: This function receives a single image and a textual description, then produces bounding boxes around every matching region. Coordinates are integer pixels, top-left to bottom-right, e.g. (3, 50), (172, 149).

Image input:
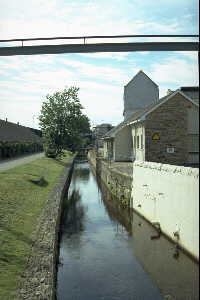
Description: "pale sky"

(0, 0), (199, 129)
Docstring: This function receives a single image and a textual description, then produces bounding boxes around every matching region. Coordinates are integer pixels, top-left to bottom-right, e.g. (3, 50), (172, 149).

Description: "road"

(0, 152), (45, 172)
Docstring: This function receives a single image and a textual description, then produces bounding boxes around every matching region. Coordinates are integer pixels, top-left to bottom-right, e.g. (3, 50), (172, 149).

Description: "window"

(137, 136), (140, 149)
(141, 134), (143, 149)
(134, 136), (136, 148)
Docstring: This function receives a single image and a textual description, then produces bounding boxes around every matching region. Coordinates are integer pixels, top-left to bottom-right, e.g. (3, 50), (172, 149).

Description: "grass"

(0, 152), (73, 299)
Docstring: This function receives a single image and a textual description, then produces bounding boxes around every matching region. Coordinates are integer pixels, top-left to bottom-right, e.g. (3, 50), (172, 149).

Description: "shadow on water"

(57, 162), (199, 300)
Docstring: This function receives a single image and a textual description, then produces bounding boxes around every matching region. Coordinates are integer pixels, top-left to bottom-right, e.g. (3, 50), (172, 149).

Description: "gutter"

(128, 116), (145, 126)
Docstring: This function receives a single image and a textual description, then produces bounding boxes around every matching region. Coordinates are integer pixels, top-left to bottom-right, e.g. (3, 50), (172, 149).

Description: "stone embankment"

(17, 157), (75, 300)
(88, 150), (132, 207)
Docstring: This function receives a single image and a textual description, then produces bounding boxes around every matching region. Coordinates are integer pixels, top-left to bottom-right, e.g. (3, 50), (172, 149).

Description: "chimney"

(167, 89), (173, 95)
(5, 118), (7, 122)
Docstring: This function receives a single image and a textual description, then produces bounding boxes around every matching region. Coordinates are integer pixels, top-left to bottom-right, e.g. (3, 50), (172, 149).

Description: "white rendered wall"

(131, 161), (199, 260)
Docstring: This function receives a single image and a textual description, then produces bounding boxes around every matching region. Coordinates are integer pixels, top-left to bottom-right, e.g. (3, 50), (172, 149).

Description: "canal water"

(57, 162), (199, 300)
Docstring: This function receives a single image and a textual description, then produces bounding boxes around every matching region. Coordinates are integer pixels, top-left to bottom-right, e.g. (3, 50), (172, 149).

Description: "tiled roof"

(0, 119), (42, 143)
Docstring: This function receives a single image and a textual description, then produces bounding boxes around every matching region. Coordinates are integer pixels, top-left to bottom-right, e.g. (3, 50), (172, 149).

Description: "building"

(103, 84), (199, 166)
(123, 70), (159, 120)
(0, 119), (42, 143)
(0, 119), (43, 159)
(93, 123), (113, 148)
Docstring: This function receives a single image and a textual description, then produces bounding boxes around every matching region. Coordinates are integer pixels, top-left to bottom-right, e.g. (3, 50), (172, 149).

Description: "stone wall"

(131, 160), (199, 261)
(145, 93), (193, 165)
(18, 157), (75, 300)
(88, 151), (132, 207)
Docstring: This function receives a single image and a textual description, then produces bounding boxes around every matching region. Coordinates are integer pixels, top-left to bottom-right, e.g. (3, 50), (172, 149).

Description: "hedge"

(0, 141), (43, 159)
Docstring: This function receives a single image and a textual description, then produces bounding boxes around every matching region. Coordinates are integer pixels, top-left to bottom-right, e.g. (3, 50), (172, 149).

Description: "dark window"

(141, 134), (143, 149)
(137, 136), (140, 148)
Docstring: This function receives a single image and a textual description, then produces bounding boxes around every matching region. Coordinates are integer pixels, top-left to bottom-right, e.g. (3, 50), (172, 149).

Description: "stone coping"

(133, 160), (199, 178)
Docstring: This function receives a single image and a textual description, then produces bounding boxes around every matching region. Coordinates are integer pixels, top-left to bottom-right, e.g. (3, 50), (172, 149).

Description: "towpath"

(0, 152), (45, 172)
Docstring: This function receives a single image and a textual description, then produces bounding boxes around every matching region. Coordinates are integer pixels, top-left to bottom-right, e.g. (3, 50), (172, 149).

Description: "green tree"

(39, 87), (91, 157)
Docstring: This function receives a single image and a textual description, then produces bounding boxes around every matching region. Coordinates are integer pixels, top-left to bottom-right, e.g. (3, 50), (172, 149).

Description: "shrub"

(0, 141), (43, 160)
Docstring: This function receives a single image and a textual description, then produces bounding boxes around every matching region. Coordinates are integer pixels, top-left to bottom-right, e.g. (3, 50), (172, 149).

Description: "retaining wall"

(18, 156), (75, 300)
(88, 151), (132, 207)
(131, 161), (199, 261)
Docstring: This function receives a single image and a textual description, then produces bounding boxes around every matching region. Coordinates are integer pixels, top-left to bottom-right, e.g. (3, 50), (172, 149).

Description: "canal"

(57, 162), (199, 300)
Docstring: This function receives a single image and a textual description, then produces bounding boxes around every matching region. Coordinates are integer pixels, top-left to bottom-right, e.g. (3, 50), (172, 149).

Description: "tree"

(39, 87), (91, 157)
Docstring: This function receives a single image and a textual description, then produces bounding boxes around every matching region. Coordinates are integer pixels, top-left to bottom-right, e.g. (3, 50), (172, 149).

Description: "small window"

(134, 136), (136, 148)
(141, 134), (143, 149)
(137, 136), (140, 149)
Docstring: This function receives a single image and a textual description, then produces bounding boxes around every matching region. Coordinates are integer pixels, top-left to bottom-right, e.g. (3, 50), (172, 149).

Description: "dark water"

(57, 162), (199, 300)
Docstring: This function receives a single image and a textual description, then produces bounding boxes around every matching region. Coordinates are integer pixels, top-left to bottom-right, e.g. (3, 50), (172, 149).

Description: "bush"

(0, 141), (43, 160)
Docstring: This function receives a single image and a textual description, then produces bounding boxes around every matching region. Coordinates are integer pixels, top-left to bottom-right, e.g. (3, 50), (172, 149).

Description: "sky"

(0, 0), (199, 129)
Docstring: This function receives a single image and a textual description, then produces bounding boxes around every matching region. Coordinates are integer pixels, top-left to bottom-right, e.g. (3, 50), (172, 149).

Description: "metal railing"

(0, 34), (198, 46)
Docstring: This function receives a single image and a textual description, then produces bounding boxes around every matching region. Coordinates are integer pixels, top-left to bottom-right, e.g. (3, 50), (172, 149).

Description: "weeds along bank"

(0, 152), (75, 300)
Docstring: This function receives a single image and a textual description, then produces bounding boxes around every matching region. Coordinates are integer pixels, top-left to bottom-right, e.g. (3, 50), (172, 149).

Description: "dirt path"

(0, 152), (45, 172)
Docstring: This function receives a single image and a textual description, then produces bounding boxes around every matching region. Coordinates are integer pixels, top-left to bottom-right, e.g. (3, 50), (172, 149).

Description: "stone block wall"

(145, 93), (190, 165)
(88, 150), (132, 207)
(18, 157), (75, 300)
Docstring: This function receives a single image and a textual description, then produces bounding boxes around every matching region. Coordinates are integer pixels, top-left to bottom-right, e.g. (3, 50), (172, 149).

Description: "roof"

(103, 88), (199, 139)
(102, 107), (148, 139)
(180, 86), (199, 104)
(132, 89), (199, 123)
(125, 70), (158, 88)
(0, 119), (42, 143)
(180, 87), (199, 92)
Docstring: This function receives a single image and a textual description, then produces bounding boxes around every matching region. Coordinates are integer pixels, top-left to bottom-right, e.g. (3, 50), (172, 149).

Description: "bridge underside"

(0, 42), (198, 56)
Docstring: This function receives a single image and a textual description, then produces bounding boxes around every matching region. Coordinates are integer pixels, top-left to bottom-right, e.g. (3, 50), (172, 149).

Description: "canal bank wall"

(88, 150), (199, 261)
(88, 150), (132, 207)
(18, 156), (75, 300)
(132, 161), (199, 261)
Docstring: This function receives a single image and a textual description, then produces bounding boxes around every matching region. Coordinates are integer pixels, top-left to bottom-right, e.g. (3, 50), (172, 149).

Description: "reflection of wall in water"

(72, 164), (90, 183)
(130, 212), (199, 300)
(99, 179), (132, 235)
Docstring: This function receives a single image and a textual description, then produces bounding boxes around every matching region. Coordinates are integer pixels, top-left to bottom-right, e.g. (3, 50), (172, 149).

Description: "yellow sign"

(152, 133), (160, 141)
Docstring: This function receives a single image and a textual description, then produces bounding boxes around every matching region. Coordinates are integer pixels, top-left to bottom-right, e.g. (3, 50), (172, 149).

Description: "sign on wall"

(152, 133), (160, 141)
(166, 147), (175, 153)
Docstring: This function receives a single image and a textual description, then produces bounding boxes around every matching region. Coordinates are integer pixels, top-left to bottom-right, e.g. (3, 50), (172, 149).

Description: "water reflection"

(61, 189), (85, 235)
(57, 163), (199, 300)
(98, 178), (132, 235)
(130, 213), (199, 300)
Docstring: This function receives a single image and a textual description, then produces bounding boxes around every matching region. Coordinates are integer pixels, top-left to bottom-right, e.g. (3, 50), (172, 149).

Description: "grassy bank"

(0, 152), (73, 299)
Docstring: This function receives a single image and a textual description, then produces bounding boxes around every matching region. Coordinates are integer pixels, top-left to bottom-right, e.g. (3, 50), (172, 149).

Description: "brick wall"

(145, 93), (191, 165)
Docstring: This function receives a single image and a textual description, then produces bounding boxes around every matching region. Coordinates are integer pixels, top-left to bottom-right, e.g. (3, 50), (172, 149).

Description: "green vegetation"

(0, 141), (43, 159)
(39, 86), (91, 158)
(0, 152), (72, 299)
